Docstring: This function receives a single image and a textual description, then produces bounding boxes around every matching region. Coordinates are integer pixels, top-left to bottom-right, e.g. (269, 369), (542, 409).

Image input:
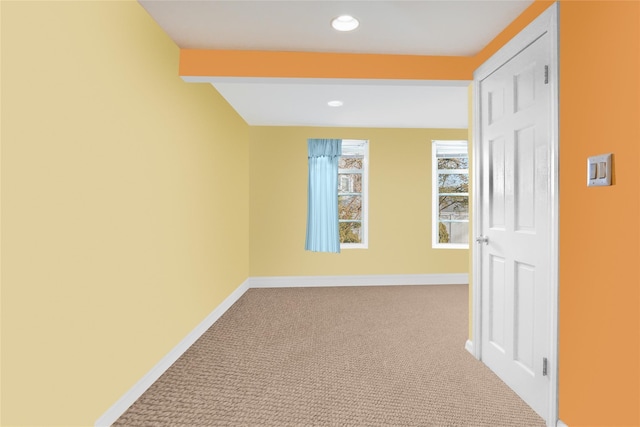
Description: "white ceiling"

(139, 0), (534, 128)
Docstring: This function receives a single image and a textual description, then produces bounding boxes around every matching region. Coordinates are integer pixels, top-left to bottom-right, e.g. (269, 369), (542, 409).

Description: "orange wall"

(558, 1), (639, 425)
(180, 49), (474, 80)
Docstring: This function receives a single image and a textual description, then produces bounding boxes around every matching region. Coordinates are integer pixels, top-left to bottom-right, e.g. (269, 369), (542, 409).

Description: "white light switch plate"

(587, 153), (612, 187)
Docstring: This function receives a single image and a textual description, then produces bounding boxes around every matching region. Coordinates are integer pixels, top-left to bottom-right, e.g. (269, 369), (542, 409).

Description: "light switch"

(587, 153), (612, 187)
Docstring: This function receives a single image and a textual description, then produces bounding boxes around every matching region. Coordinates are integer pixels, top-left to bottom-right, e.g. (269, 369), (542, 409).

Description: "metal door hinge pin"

(544, 65), (549, 84)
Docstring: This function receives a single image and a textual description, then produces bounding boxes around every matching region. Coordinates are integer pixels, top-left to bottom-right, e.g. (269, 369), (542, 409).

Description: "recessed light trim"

(328, 100), (344, 107)
(331, 15), (359, 32)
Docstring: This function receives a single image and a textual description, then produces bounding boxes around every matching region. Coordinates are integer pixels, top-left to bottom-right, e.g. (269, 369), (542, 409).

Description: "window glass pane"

(438, 157), (469, 170)
(339, 195), (362, 220)
(339, 157), (363, 170)
(439, 196), (468, 217)
(438, 222), (469, 244)
(338, 174), (362, 193)
(339, 222), (362, 244)
(438, 173), (468, 194)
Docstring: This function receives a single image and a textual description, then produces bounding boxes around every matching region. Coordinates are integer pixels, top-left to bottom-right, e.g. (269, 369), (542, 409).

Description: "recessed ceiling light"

(328, 100), (344, 107)
(331, 15), (359, 32)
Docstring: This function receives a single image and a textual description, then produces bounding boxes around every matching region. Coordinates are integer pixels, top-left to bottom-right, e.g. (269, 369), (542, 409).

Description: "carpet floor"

(114, 285), (545, 426)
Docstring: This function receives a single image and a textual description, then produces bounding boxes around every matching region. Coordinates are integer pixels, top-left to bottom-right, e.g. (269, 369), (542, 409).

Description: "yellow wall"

(249, 126), (469, 277)
(1, 1), (250, 426)
(558, 1), (639, 425)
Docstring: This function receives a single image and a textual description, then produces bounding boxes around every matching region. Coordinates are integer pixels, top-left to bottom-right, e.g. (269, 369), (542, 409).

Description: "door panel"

(515, 126), (536, 231)
(514, 261), (535, 373)
(488, 88), (505, 124)
(515, 64), (537, 112)
(489, 254), (506, 352)
(489, 137), (506, 229)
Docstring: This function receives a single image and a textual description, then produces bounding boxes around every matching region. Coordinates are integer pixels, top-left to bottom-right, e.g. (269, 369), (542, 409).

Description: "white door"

(478, 32), (553, 420)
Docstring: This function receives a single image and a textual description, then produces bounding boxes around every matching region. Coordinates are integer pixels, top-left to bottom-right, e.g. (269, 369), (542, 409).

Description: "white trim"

(547, 5), (561, 427)
(471, 71), (483, 362)
(556, 421), (568, 427)
(464, 339), (474, 355)
(94, 280), (250, 427)
(181, 76), (471, 87)
(433, 243), (469, 250)
(472, 3), (559, 427)
(248, 273), (468, 288)
(340, 243), (368, 250)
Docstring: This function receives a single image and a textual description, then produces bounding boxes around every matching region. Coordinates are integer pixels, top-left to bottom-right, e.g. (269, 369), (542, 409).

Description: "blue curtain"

(305, 139), (342, 253)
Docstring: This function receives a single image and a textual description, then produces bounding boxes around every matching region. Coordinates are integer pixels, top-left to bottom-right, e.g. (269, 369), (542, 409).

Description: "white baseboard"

(94, 279), (250, 427)
(464, 339), (474, 356)
(95, 274), (468, 426)
(248, 273), (468, 288)
(556, 420), (568, 427)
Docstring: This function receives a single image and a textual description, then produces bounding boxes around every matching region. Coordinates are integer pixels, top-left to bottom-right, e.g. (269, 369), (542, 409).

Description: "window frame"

(339, 139), (369, 249)
(432, 140), (469, 250)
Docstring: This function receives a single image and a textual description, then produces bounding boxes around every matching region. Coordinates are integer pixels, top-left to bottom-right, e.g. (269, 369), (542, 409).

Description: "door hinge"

(544, 65), (549, 84)
(542, 357), (548, 376)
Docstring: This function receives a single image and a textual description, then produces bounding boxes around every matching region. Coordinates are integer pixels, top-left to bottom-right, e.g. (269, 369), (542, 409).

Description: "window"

(338, 140), (368, 248)
(432, 140), (469, 249)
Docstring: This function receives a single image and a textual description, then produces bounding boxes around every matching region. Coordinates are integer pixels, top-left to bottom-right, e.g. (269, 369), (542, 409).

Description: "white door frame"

(471, 3), (559, 427)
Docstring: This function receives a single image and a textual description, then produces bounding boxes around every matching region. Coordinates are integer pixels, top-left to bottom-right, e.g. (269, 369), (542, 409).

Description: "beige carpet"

(114, 285), (545, 426)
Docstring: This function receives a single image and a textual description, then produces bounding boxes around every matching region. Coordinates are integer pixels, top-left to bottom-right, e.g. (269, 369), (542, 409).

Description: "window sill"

(433, 244), (469, 250)
(341, 243), (368, 250)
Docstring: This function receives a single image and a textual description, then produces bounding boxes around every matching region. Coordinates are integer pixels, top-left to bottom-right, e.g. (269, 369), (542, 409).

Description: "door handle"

(476, 236), (489, 245)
